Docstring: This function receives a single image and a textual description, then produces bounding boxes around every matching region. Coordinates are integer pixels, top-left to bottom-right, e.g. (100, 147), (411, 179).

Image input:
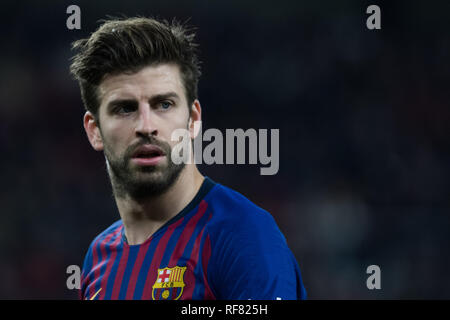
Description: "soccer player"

(70, 17), (306, 300)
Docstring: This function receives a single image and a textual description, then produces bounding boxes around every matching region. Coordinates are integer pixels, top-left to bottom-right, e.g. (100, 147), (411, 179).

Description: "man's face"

(88, 63), (194, 198)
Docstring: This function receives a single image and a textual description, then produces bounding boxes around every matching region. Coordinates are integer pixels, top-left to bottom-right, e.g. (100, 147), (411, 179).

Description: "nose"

(135, 102), (158, 138)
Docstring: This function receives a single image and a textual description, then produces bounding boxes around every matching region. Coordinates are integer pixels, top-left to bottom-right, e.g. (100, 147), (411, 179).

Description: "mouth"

(131, 145), (166, 166)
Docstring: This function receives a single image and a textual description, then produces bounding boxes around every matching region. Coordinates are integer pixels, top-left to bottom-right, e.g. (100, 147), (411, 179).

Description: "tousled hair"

(70, 16), (201, 117)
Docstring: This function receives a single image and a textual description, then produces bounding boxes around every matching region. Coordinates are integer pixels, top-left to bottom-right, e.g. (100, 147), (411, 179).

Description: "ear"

(188, 99), (202, 139)
(83, 111), (104, 151)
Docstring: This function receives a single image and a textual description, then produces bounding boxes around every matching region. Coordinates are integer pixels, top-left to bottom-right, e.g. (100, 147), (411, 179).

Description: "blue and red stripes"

(81, 226), (121, 299)
(81, 199), (216, 300)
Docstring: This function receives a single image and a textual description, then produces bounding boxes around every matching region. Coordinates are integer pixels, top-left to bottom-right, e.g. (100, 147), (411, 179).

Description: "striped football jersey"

(80, 177), (307, 300)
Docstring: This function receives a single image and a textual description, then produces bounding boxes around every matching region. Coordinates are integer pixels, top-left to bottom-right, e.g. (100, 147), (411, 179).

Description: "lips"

(130, 144), (166, 166)
(131, 144), (165, 158)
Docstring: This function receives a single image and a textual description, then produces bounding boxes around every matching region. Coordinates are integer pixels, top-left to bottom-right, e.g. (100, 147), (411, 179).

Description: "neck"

(113, 165), (204, 245)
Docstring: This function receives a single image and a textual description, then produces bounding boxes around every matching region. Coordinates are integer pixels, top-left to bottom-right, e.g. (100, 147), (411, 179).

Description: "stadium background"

(0, 0), (449, 299)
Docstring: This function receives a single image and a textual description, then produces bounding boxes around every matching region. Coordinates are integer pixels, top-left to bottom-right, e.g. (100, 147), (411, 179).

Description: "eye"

(115, 104), (136, 114)
(159, 100), (173, 110)
(117, 107), (131, 114)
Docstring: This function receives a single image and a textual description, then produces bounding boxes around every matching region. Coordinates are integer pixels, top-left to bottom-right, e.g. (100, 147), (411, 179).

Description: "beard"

(103, 135), (186, 200)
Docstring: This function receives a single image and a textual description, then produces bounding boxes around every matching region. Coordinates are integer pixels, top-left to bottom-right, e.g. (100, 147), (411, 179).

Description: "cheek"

(101, 122), (132, 155)
(160, 109), (190, 138)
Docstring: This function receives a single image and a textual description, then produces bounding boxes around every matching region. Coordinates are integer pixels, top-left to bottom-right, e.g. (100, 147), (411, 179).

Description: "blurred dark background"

(0, 0), (449, 299)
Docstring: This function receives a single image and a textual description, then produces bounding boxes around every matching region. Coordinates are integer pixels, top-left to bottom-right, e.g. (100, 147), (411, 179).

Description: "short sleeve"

(207, 210), (306, 300)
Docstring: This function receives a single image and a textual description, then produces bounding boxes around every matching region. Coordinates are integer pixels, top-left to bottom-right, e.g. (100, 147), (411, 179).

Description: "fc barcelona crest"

(152, 266), (187, 300)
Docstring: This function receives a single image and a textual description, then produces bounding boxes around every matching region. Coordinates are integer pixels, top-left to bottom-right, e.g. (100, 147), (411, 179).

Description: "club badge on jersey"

(152, 266), (187, 300)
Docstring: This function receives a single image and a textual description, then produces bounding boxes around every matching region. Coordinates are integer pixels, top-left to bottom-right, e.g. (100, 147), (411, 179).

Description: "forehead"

(98, 63), (185, 105)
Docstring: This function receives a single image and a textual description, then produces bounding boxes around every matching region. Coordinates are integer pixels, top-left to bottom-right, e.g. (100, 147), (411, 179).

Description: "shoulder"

(206, 183), (275, 222)
(86, 219), (123, 251)
(201, 181), (305, 299)
(204, 182), (286, 245)
(81, 220), (123, 277)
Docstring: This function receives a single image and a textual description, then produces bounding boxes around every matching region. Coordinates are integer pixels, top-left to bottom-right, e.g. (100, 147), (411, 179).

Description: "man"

(70, 16), (306, 300)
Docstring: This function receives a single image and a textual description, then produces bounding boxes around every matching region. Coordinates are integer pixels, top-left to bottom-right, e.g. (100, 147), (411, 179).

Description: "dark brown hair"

(69, 16), (201, 117)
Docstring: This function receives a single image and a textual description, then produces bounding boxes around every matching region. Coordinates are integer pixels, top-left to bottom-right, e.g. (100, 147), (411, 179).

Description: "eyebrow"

(106, 92), (181, 110)
(106, 99), (138, 111)
(148, 92), (180, 105)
